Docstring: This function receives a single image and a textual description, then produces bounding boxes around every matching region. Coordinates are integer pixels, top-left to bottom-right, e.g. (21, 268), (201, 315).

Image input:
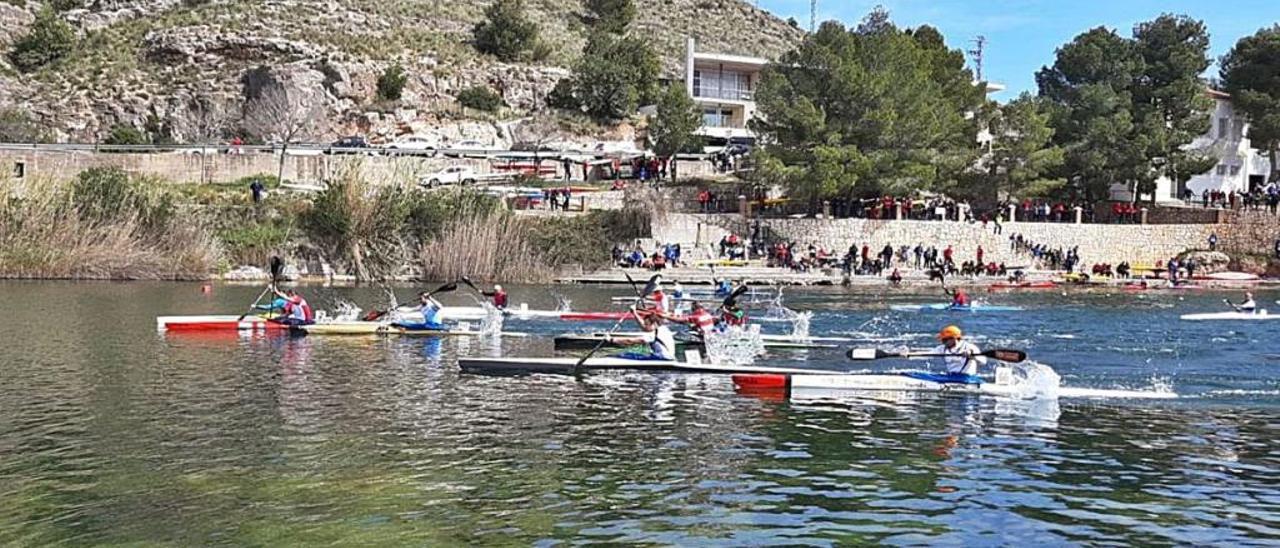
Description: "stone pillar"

(1008, 204), (1017, 223)
(823, 200), (831, 218)
(1140, 207), (1149, 225)
(739, 195), (749, 218)
(1074, 206), (1083, 224)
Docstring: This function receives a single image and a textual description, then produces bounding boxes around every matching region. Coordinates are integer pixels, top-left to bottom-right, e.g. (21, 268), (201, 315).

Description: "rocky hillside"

(0, 0), (803, 144)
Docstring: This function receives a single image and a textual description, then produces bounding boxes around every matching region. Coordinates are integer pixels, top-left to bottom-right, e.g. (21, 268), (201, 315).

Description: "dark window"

(13, 162), (24, 179)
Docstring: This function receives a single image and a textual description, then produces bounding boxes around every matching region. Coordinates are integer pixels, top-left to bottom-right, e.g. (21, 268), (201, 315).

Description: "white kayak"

(1179, 310), (1278, 321)
(299, 321), (528, 337)
(458, 356), (829, 376)
(733, 373), (1178, 400)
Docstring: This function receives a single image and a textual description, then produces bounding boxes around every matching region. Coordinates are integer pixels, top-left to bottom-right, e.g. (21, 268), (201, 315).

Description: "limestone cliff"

(0, 0), (803, 144)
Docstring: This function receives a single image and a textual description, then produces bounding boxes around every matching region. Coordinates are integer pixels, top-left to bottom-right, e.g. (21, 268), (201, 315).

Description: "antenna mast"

(968, 35), (987, 81)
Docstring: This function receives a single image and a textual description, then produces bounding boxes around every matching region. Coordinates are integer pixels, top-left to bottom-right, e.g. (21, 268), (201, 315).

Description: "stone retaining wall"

(658, 213), (1238, 268)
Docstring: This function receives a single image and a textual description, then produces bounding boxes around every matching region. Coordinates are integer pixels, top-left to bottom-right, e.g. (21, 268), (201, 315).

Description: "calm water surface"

(1, 281), (1277, 545)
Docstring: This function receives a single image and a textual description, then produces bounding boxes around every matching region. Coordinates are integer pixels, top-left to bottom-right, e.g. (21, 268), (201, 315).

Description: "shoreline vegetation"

(0, 167), (650, 282)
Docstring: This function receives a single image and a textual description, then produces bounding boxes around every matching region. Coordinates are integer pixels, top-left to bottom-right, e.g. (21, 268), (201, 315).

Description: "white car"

(420, 166), (478, 187)
(451, 139), (503, 151)
(384, 135), (440, 154)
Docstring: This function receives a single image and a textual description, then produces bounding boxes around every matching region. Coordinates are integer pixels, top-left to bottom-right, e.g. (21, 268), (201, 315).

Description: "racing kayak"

(890, 303), (1023, 312)
(458, 356), (829, 376)
(298, 322), (529, 337)
(1179, 311), (1279, 321)
(157, 315), (285, 332)
(551, 333), (836, 351)
(733, 372), (1022, 397)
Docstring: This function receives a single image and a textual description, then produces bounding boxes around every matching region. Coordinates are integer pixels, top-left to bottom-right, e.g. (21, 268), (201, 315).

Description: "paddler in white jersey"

(1228, 292), (1257, 314)
(610, 309), (678, 361)
(934, 325), (986, 377)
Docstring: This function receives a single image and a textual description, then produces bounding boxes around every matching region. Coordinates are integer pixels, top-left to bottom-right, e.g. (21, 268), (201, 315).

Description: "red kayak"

(157, 315), (289, 332)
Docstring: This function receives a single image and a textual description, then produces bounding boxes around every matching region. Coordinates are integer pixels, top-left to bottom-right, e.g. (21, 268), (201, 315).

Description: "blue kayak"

(890, 303), (1024, 312)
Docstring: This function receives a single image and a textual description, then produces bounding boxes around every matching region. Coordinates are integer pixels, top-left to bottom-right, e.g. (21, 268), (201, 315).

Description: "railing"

(692, 88), (754, 101)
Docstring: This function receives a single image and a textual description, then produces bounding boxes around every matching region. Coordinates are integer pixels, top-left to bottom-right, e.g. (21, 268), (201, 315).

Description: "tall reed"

(417, 212), (553, 283)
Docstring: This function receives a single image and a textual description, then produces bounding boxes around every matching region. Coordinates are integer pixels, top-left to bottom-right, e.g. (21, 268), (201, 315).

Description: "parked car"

(384, 134), (440, 154)
(420, 166), (478, 188)
(328, 136), (372, 154)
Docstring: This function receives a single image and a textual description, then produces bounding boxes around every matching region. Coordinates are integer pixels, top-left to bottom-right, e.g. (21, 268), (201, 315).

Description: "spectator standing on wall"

(1208, 233), (1218, 251)
(562, 158), (572, 181)
(1274, 238), (1280, 259)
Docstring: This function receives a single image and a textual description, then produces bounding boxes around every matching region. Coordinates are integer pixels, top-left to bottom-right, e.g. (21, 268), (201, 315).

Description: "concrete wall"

(2, 148), (720, 185)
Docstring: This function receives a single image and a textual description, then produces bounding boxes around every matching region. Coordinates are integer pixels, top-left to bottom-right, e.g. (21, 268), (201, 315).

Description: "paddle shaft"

(575, 276), (646, 374)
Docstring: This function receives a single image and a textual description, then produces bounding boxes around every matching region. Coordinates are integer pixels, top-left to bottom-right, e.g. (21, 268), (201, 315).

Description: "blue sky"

(756, 0), (1278, 101)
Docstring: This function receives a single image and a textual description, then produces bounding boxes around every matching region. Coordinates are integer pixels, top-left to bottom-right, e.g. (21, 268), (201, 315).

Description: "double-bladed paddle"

(574, 272), (645, 375)
(846, 347), (1027, 363)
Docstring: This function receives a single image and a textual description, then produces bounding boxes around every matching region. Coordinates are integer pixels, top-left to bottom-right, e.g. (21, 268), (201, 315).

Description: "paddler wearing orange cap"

(934, 325), (986, 376)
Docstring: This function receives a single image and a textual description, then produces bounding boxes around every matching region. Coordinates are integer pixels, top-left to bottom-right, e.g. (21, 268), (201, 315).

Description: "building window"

(1230, 165), (1241, 176)
(701, 108), (736, 128)
(12, 162), (24, 179)
(1216, 164), (1228, 176)
(692, 70), (702, 96)
(1218, 118), (1230, 139)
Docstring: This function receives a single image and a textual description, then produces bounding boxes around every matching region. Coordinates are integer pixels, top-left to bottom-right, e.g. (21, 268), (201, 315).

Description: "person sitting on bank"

(393, 292), (446, 331)
(270, 287), (314, 326)
(935, 325), (987, 379)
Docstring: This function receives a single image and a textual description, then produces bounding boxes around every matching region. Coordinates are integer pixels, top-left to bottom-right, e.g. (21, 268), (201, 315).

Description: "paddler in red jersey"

(648, 288), (670, 314)
(482, 284), (508, 309)
(271, 287), (315, 326)
(720, 301), (748, 327)
(685, 302), (719, 337)
(944, 287), (970, 308)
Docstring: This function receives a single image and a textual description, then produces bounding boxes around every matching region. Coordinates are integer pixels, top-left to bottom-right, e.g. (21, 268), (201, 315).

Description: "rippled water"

(1, 281), (1277, 545)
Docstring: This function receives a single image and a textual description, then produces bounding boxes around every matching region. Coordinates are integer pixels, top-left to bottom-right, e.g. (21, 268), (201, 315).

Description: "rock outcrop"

(0, 0), (805, 144)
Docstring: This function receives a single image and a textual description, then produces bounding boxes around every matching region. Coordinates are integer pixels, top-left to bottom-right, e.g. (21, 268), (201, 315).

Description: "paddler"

(270, 287), (315, 326)
(481, 284), (508, 309)
(1228, 292), (1257, 314)
(720, 301), (748, 327)
(648, 287), (671, 314)
(714, 277), (733, 298)
(608, 309), (678, 361)
(685, 301), (719, 337)
(944, 287), (970, 307)
(393, 291), (446, 331)
(935, 325), (987, 378)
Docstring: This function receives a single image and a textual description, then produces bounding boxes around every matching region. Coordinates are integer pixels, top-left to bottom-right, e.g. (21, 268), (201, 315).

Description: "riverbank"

(0, 167), (649, 282)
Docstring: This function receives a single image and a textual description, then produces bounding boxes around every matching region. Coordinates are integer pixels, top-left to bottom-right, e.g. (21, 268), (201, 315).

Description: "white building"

(684, 38), (766, 144)
(1153, 89), (1272, 202)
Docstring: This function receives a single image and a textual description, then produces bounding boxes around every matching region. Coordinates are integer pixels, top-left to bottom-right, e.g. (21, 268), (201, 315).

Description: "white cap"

(494, 284), (503, 291)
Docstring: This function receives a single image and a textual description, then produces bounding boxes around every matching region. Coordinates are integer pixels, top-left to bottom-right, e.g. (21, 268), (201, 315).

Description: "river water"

(1, 281), (1277, 545)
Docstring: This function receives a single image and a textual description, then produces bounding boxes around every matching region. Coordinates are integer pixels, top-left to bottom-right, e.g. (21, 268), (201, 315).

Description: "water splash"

(554, 294), (573, 312)
(478, 303), (504, 336)
(1003, 361), (1062, 400)
(788, 311), (812, 339)
(702, 325), (765, 366)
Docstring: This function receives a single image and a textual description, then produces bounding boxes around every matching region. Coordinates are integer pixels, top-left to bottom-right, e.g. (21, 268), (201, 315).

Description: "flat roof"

(693, 52), (769, 67)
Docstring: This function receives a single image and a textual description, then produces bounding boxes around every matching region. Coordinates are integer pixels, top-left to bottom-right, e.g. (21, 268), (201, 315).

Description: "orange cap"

(938, 325), (962, 341)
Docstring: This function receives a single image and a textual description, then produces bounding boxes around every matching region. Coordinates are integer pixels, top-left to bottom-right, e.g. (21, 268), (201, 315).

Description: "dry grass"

(0, 176), (222, 280)
(417, 211), (553, 283)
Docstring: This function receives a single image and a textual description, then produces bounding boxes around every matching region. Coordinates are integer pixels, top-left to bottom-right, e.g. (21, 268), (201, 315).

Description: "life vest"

(722, 308), (747, 326)
(952, 291), (970, 307)
(492, 291), (508, 308)
(285, 295), (313, 322)
(651, 291), (668, 313)
(690, 309), (717, 335)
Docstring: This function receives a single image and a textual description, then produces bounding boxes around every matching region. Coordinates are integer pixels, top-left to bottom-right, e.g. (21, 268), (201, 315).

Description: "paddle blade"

(430, 282), (458, 295)
(984, 349), (1027, 363)
(641, 274), (662, 296)
(846, 348), (898, 360)
(269, 256), (284, 281)
(723, 284), (749, 308)
(460, 277), (479, 291)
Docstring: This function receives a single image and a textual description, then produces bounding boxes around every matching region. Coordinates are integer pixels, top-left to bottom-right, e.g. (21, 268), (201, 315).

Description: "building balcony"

(692, 88), (754, 102)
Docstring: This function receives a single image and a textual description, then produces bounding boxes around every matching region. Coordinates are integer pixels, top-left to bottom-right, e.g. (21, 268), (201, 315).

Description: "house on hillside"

(1150, 89), (1273, 203)
(683, 38), (767, 150)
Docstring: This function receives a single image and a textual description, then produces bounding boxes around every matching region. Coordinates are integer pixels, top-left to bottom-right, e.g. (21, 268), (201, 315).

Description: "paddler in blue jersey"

(270, 287), (315, 326)
(935, 325), (986, 378)
(714, 278), (733, 298)
(393, 291), (446, 331)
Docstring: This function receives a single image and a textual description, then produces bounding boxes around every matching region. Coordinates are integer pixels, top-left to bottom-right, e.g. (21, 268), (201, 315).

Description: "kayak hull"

(890, 303), (1023, 312)
(1179, 311), (1277, 321)
(733, 373), (1020, 396)
(458, 357), (831, 376)
(299, 321), (528, 337)
(157, 315), (286, 332)
(551, 333), (836, 351)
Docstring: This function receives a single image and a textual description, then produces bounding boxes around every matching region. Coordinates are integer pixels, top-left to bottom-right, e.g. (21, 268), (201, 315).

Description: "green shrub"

(219, 223), (289, 266)
(376, 64), (407, 101)
(472, 0), (539, 62)
(103, 124), (149, 146)
(9, 8), (76, 72)
(565, 34), (660, 120)
(70, 167), (176, 235)
(456, 86), (504, 112)
(585, 0), (635, 34)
